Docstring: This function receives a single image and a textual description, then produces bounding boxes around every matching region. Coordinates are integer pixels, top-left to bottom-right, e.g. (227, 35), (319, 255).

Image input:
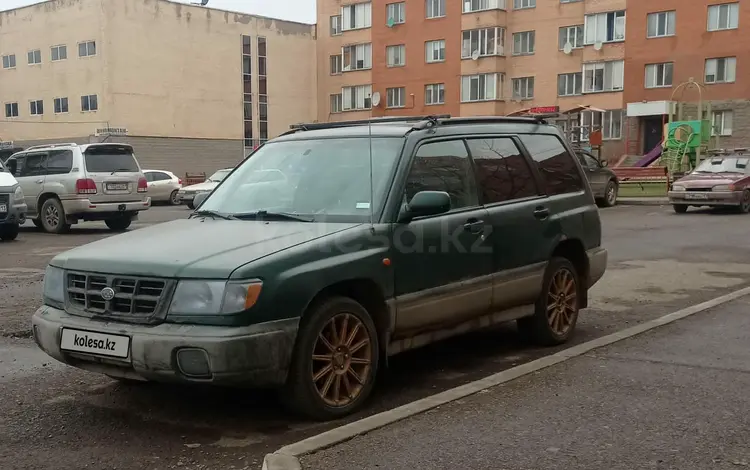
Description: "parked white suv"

(5, 143), (151, 233)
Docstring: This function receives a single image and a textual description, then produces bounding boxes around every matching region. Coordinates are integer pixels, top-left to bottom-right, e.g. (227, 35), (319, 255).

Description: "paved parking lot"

(2, 204), (750, 469)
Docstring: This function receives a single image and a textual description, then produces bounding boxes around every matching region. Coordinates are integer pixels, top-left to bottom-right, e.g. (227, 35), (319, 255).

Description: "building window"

(330, 94), (343, 113)
(27, 49), (42, 65)
(241, 35), (253, 147)
(257, 37), (268, 143)
(462, 27), (505, 58)
(560, 0), (581, 3)
(559, 25), (584, 49)
(2, 54), (16, 69)
(707, 3), (739, 31)
(342, 43), (372, 71)
(386, 45), (406, 67)
(461, 73), (502, 102)
(54, 97), (69, 114)
(647, 11), (676, 38)
(78, 40), (96, 57)
(512, 31), (535, 55)
(386, 87), (406, 108)
(5, 102), (19, 118)
(244, 93), (253, 147)
(330, 15), (342, 36)
(342, 2), (372, 31)
(584, 11), (626, 44)
(558, 72), (582, 96)
(30, 99), (43, 116)
(513, 0), (535, 9)
(712, 110), (733, 136)
(580, 110), (622, 141)
(386, 2), (405, 24)
(425, 83), (445, 105)
(463, 0), (504, 13)
(645, 63), (673, 88)
(705, 57), (736, 84)
(426, 0), (446, 18)
(583, 60), (624, 93)
(342, 84), (372, 110)
(51, 45), (67, 61)
(330, 55), (342, 75)
(512, 77), (534, 99)
(425, 40), (446, 63)
(81, 94), (98, 112)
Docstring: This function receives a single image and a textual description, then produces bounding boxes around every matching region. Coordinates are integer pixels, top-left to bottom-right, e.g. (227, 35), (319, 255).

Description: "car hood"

(676, 172), (743, 187)
(182, 181), (218, 191)
(0, 172), (18, 188)
(50, 219), (361, 278)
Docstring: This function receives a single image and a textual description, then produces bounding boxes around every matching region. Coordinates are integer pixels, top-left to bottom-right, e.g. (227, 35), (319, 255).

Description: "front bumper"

(177, 192), (202, 203)
(586, 247), (607, 289)
(668, 190), (742, 206)
(61, 197), (151, 215)
(32, 305), (299, 387)
(0, 201), (27, 225)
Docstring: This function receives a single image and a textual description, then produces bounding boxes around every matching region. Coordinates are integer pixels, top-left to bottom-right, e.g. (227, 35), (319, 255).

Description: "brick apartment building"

(623, 0), (749, 155)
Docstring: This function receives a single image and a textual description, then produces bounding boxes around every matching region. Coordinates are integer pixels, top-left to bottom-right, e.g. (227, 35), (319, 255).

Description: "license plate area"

(106, 183), (129, 191)
(685, 193), (709, 200)
(60, 328), (130, 359)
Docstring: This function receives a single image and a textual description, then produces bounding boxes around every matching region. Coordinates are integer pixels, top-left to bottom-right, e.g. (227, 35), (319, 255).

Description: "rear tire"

(105, 217), (132, 232)
(518, 257), (580, 346)
(601, 180), (618, 207)
(283, 296), (380, 421)
(0, 223), (19, 241)
(673, 204), (688, 214)
(169, 190), (180, 206)
(738, 190), (750, 213)
(40, 198), (71, 234)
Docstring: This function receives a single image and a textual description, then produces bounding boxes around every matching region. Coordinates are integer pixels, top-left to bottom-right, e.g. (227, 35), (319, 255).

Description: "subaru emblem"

(100, 287), (115, 301)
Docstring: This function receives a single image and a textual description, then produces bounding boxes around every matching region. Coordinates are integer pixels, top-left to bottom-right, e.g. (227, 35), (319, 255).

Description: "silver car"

(144, 169), (182, 205)
(177, 168), (232, 209)
(5, 143), (151, 233)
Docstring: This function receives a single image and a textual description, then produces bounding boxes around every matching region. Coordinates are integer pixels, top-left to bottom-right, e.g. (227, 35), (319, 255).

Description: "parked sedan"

(144, 170), (182, 205)
(177, 168), (232, 209)
(668, 153), (750, 213)
(575, 150), (619, 207)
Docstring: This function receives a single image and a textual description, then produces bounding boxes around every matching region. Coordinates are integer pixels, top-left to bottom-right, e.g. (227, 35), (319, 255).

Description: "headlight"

(713, 184), (732, 191)
(672, 185), (686, 192)
(168, 280), (262, 315)
(13, 185), (24, 202)
(43, 265), (65, 304)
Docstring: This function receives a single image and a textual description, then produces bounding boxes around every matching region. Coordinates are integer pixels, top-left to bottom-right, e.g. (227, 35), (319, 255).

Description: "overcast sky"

(1, 0), (316, 24)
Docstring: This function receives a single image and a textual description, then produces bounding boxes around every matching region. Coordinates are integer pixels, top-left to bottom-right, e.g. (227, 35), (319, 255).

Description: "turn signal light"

(729, 184), (736, 191)
(137, 177), (148, 193)
(244, 283), (263, 309)
(75, 178), (97, 195)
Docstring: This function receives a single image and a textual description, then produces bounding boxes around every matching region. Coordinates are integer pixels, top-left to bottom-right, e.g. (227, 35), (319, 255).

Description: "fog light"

(175, 348), (212, 378)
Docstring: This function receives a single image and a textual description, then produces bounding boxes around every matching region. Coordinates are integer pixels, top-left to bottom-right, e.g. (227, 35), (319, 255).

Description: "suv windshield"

(694, 157), (749, 174)
(208, 169), (232, 182)
(84, 146), (139, 173)
(199, 137), (404, 222)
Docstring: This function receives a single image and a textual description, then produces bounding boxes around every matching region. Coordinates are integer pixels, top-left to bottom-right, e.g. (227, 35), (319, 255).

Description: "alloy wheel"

(44, 204), (59, 228)
(607, 184), (617, 206)
(546, 268), (577, 335)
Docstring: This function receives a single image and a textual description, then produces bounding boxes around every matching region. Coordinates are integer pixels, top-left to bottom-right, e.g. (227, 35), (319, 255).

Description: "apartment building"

(624, 1), (749, 155)
(317, 0), (629, 160)
(0, 0), (317, 175)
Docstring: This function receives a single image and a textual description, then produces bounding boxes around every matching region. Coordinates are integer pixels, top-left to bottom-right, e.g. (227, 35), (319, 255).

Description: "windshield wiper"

(111, 168), (134, 175)
(232, 210), (314, 222)
(191, 210), (237, 221)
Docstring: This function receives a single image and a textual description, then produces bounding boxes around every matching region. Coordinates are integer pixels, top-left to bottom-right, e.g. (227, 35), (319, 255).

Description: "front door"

(14, 152), (48, 215)
(392, 139), (493, 336)
(577, 151), (608, 197)
(643, 117), (664, 154)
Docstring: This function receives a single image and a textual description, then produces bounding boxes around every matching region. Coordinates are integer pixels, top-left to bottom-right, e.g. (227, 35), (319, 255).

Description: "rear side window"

(467, 138), (540, 204)
(151, 172), (171, 181)
(518, 134), (584, 196)
(46, 150), (74, 175)
(84, 146), (139, 173)
(405, 139), (478, 210)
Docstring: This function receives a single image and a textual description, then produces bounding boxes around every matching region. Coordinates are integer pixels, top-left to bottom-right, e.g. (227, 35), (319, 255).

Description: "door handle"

(463, 219), (485, 234)
(35, 179), (44, 184)
(533, 206), (549, 220)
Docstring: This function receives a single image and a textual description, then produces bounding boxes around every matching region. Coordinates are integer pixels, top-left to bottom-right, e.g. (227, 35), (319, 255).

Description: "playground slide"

(634, 145), (663, 167)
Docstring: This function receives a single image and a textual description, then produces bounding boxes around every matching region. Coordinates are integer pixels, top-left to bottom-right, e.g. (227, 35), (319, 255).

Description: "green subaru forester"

(32, 116), (607, 420)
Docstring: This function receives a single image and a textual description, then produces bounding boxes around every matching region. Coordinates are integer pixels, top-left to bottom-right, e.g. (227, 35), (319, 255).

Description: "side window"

(154, 172), (171, 181)
(45, 150), (73, 175)
(144, 172), (154, 182)
(518, 134), (584, 196)
(467, 138), (540, 204)
(405, 139), (478, 211)
(6, 156), (22, 176)
(18, 153), (47, 177)
(579, 152), (599, 170)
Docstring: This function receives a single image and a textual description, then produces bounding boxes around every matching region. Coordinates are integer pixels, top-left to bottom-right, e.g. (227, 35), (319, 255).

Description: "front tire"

(673, 204), (688, 214)
(283, 296), (380, 421)
(0, 223), (19, 241)
(40, 198), (71, 234)
(105, 217), (132, 232)
(518, 257), (580, 346)
(186, 201), (195, 210)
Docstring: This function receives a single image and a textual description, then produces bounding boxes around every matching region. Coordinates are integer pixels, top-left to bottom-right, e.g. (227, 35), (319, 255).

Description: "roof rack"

(434, 115), (550, 126)
(707, 148), (749, 155)
(289, 115), (452, 131)
(24, 142), (78, 151)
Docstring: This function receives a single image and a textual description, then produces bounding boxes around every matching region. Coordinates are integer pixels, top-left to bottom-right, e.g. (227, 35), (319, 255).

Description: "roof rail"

(289, 115), (452, 131)
(433, 115), (550, 127)
(24, 142), (78, 151)
(708, 148), (749, 155)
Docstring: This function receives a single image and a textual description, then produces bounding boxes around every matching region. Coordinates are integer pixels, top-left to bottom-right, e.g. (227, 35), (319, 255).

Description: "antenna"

(470, 50), (480, 61)
(593, 41), (603, 51)
(371, 92), (381, 108)
(563, 42), (573, 55)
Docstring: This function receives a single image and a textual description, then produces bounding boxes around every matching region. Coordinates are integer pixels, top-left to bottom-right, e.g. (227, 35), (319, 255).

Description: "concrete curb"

(262, 285), (750, 469)
(617, 198), (669, 206)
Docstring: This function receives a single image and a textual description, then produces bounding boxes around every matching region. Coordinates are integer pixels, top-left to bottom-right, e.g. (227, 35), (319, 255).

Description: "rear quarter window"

(84, 146), (139, 173)
(518, 134), (584, 196)
(46, 150), (74, 175)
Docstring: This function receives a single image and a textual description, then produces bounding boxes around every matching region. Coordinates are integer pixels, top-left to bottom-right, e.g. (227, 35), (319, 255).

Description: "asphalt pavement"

(2, 205), (750, 469)
(302, 295), (750, 470)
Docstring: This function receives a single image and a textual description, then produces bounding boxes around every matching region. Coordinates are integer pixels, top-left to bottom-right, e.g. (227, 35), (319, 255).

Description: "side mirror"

(398, 191), (451, 223)
(6, 160), (17, 175)
(193, 192), (209, 209)
(601, 160), (609, 167)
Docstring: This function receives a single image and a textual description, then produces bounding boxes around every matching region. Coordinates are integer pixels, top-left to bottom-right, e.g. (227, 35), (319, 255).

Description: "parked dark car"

(575, 149), (619, 207)
(32, 116), (607, 420)
(668, 151), (750, 213)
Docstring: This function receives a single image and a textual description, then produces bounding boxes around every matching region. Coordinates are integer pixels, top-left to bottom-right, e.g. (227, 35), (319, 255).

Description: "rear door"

(83, 145), (143, 203)
(42, 149), (74, 199)
(16, 152), (48, 214)
(149, 171), (174, 200)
